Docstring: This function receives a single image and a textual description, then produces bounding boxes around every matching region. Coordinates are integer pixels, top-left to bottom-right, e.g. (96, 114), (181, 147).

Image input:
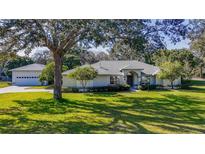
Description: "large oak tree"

(0, 19), (188, 100)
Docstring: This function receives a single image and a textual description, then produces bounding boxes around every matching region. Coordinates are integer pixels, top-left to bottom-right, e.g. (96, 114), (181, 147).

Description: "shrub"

(149, 85), (157, 90)
(138, 83), (157, 90)
(64, 84), (130, 93)
(62, 87), (79, 93)
(181, 80), (191, 89)
(138, 84), (148, 90)
(119, 84), (130, 91)
(156, 84), (164, 89)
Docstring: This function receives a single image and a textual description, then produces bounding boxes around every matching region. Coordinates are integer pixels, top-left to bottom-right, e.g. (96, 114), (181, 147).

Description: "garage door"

(15, 76), (42, 86)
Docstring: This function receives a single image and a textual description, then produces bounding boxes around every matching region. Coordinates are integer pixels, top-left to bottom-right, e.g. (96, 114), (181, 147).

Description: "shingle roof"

(63, 60), (160, 75)
(11, 64), (45, 71)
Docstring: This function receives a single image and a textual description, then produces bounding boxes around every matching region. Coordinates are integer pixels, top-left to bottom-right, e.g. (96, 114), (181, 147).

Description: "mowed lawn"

(0, 80), (205, 133)
(0, 81), (11, 88)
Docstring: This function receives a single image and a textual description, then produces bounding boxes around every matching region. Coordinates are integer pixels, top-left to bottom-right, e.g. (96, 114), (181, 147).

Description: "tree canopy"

(39, 62), (68, 84)
(31, 48), (52, 64)
(4, 56), (34, 77)
(158, 61), (183, 89)
(0, 19), (188, 99)
(189, 20), (205, 77)
(152, 49), (198, 79)
(68, 66), (98, 90)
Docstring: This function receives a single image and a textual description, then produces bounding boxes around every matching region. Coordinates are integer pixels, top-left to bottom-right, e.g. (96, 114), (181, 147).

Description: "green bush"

(156, 84), (164, 89)
(119, 84), (130, 91)
(149, 85), (157, 90)
(138, 83), (157, 90)
(65, 84), (131, 93)
(181, 80), (191, 89)
(62, 87), (79, 93)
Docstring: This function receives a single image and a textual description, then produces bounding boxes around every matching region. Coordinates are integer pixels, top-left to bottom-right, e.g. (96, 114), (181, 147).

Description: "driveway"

(0, 86), (53, 94)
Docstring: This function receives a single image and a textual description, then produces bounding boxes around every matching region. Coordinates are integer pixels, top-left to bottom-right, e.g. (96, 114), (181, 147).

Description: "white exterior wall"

(63, 75), (112, 88)
(62, 75), (76, 88)
(93, 75), (111, 87)
(12, 71), (42, 86)
(133, 73), (140, 85)
(156, 77), (181, 86)
(76, 80), (93, 88)
(150, 76), (156, 85)
(62, 72), (182, 88)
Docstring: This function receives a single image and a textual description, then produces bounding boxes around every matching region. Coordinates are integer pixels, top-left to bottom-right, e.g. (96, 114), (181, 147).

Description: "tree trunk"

(53, 52), (63, 100)
(200, 66), (203, 78)
(171, 81), (174, 89)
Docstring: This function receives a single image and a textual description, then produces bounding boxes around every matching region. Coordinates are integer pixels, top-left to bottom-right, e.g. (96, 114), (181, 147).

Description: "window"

(110, 76), (117, 85)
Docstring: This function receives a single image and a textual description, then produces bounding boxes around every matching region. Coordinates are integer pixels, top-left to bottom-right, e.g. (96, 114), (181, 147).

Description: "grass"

(0, 80), (205, 133)
(0, 81), (11, 88)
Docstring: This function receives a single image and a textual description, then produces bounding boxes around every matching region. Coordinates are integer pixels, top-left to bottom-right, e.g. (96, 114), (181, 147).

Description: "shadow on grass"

(85, 92), (120, 97)
(0, 92), (204, 133)
(180, 86), (205, 93)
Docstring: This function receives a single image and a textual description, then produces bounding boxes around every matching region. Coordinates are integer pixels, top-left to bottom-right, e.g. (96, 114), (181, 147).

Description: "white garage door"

(13, 71), (42, 86)
(15, 76), (41, 86)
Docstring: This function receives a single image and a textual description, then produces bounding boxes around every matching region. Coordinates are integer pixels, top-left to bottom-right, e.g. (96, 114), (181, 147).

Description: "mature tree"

(63, 54), (80, 69)
(39, 62), (67, 84)
(0, 51), (17, 78)
(158, 61), (183, 89)
(0, 19), (188, 99)
(4, 56), (34, 77)
(95, 52), (110, 61)
(190, 33), (205, 78)
(68, 66), (97, 91)
(80, 50), (110, 64)
(188, 19), (205, 77)
(152, 49), (198, 79)
(31, 48), (52, 64)
(80, 50), (98, 64)
(110, 40), (140, 60)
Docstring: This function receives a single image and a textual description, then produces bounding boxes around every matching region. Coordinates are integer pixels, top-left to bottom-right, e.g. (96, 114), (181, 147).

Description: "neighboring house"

(62, 60), (181, 88)
(10, 64), (47, 86)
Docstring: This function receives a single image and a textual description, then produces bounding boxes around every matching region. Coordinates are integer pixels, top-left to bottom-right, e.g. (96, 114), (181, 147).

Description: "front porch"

(120, 69), (156, 90)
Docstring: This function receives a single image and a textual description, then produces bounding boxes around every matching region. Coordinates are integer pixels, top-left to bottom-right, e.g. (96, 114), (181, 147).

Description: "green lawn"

(0, 81), (11, 88)
(0, 80), (205, 133)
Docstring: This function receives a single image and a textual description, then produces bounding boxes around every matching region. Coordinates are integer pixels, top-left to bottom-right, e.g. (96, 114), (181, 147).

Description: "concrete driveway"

(0, 86), (53, 94)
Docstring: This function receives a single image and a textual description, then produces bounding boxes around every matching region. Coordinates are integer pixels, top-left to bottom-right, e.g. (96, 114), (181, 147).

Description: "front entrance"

(126, 74), (134, 87)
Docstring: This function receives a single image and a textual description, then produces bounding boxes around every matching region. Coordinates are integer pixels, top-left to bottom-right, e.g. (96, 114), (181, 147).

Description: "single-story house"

(62, 60), (181, 88)
(11, 63), (47, 86)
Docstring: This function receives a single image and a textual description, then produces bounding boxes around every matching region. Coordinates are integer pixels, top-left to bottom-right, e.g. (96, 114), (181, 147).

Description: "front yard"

(0, 80), (205, 133)
(0, 81), (11, 88)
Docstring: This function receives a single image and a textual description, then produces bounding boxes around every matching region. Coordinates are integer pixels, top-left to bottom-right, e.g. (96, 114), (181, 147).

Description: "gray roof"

(11, 64), (45, 71)
(63, 60), (160, 76)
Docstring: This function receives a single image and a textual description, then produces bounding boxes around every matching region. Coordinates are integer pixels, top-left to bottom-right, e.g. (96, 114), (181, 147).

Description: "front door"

(127, 75), (133, 87)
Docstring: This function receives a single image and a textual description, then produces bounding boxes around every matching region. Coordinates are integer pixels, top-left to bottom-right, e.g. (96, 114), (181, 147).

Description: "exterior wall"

(76, 80), (93, 88)
(93, 75), (111, 87)
(133, 73), (140, 85)
(156, 77), (181, 86)
(150, 76), (156, 85)
(62, 76), (76, 88)
(12, 71), (43, 86)
(62, 72), (182, 88)
(63, 75), (112, 88)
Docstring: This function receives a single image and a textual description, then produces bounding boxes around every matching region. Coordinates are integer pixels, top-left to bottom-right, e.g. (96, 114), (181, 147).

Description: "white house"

(62, 60), (181, 88)
(11, 64), (46, 86)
